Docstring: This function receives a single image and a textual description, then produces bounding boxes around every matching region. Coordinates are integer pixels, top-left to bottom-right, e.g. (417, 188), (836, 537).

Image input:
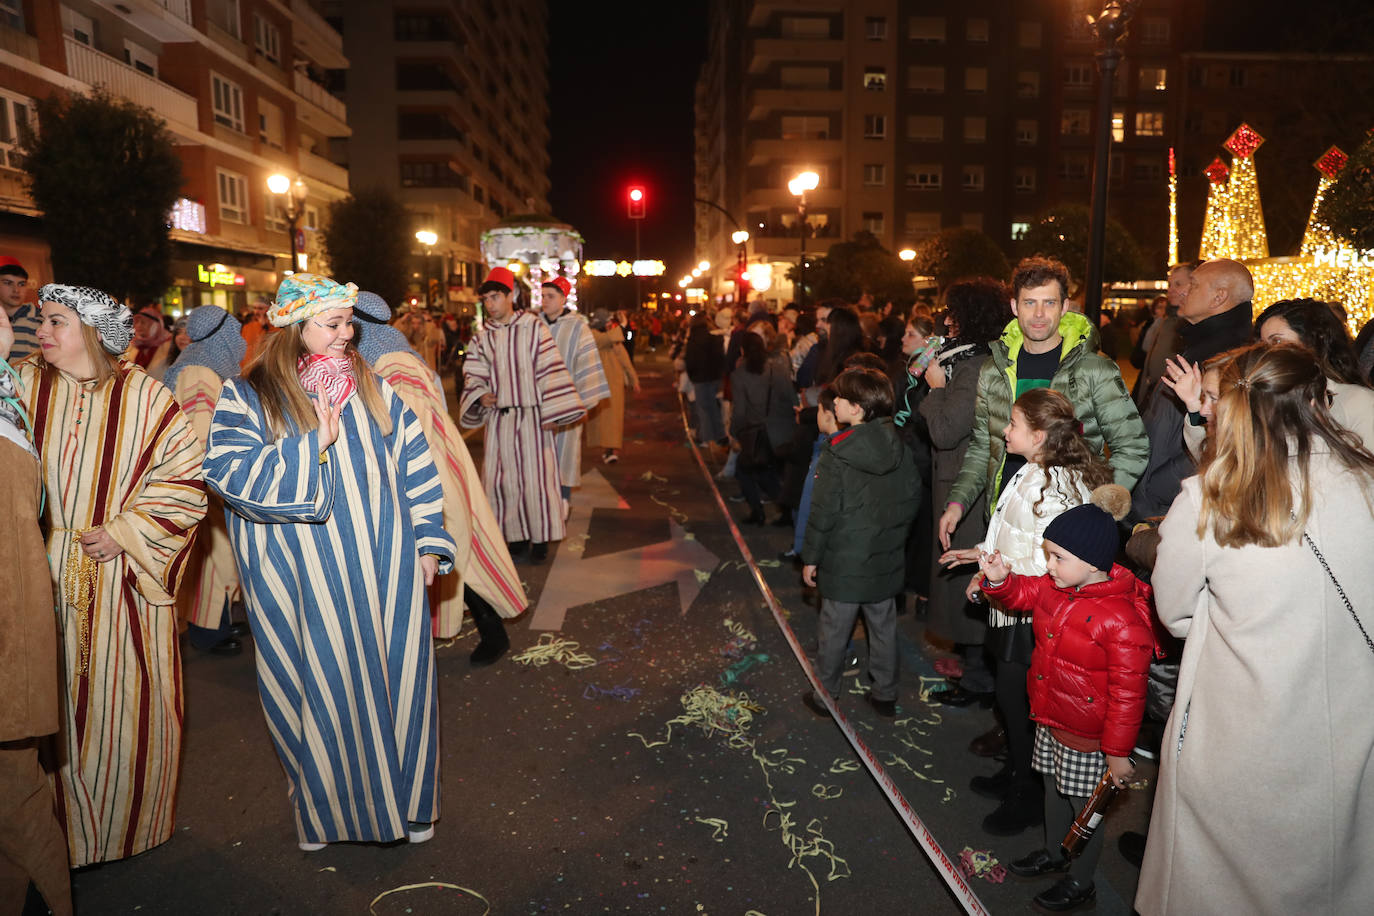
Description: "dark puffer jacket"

(984, 564), (1156, 756)
(802, 418), (920, 603)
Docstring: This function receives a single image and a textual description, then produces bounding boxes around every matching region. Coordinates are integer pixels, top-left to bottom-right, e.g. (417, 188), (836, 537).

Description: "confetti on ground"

(695, 568), (713, 584)
(563, 532), (591, 553)
(916, 675), (952, 703)
(640, 471), (669, 483)
(434, 628), (478, 650)
(756, 559), (782, 568)
(811, 784), (843, 800)
(957, 847), (1007, 884)
(694, 817), (729, 842)
(719, 652), (770, 685)
(581, 683), (641, 702)
(942, 787), (957, 804)
(509, 633), (598, 670)
(828, 758), (861, 775)
(368, 882), (491, 915)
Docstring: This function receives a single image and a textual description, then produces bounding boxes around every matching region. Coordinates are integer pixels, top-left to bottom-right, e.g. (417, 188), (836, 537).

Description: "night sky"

(547, 0), (707, 280)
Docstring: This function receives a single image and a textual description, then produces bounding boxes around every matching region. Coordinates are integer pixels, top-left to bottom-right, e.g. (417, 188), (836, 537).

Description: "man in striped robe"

(539, 276), (608, 510)
(460, 267), (586, 564)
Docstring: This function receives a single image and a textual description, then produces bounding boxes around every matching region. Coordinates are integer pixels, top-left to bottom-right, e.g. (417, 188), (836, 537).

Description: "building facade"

(0, 0), (351, 314)
(330, 0), (550, 312)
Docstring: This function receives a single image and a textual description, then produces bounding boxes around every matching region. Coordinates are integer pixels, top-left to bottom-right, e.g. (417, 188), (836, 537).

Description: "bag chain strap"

(1303, 531), (1374, 657)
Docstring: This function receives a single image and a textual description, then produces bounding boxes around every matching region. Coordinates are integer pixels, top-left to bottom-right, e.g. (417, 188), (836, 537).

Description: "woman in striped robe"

(355, 291), (526, 666)
(204, 274), (456, 850)
(6, 284), (207, 867)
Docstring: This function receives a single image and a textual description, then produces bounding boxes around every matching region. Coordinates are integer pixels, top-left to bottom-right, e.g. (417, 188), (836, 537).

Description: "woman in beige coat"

(1139, 344), (1374, 915)
(585, 308), (639, 463)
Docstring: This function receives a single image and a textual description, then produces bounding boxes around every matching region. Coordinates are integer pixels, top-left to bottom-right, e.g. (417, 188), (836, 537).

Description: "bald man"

(1131, 258), (1256, 520)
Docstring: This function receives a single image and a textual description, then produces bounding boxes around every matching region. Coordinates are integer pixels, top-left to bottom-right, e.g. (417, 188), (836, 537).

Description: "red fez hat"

(482, 266), (516, 292)
(542, 276), (571, 297)
(0, 256), (22, 269)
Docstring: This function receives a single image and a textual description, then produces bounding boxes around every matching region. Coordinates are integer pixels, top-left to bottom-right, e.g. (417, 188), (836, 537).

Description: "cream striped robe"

(373, 349), (527, 636)
(459, 310), (586, 542)
(543, 309), (609, 488)
(21, 359), (206, 867)
(172, 365), (241, 629)
(205, 376), (456, 844)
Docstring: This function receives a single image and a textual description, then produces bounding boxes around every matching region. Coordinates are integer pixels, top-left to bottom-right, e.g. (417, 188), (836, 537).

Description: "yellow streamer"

(828, 758), (860, 775)
(509, 633), (598, 670)
(368, 882), (491, 915)
(694, 816), (729, 842)
(811, 784), (843, 800)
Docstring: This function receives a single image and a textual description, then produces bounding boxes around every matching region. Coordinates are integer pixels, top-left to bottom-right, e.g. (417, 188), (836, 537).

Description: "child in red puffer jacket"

(976, 485), (1156, 914)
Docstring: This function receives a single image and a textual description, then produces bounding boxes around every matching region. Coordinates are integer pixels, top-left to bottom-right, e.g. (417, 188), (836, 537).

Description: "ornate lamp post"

(415, 229), (438, 306)
(787, 170), (819, 307)
(267, 173), (309, 273)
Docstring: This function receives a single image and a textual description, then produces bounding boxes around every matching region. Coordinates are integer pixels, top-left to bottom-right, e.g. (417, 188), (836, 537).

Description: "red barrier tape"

(680, 399), (991, 916)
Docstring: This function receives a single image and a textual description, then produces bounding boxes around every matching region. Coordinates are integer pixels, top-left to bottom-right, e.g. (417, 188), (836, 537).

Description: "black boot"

(969, 764), (1012, 800)
(467, 591), (510, 668)
(982, 775), (1044, 836)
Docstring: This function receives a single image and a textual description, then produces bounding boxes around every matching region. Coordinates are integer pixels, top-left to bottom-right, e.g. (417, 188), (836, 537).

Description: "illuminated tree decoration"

(1301, 146), (1348, 257)
(1221, 124), (1269, 260)
(1199, 157), (1234, 260)
(1223, 123), (1265, 160)
(1168, 148), (1179, 267)
(1315, 145), (1350, 180)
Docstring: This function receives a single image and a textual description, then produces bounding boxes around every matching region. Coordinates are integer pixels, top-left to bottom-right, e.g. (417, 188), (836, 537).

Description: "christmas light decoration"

(1167, 148), (1179, 267)
(1301, 146), (1348, 257)
(1223, 124), (1269, 260)
(1199, 157), (1233, 260)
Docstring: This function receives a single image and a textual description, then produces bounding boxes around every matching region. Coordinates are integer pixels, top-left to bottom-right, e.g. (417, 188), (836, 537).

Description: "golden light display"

(1168, 148), (1179, 268)
(1190, 127), (1374, 333)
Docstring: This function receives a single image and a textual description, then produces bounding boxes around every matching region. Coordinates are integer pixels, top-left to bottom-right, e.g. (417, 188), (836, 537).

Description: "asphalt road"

(68, 351), (1152, 915)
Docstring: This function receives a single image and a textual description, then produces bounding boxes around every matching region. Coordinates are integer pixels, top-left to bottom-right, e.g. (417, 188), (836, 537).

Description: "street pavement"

(69, 351), (1153, 915)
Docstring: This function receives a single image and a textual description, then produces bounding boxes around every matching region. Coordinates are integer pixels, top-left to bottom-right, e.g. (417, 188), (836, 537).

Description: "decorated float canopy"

(479, 210), (585, 311)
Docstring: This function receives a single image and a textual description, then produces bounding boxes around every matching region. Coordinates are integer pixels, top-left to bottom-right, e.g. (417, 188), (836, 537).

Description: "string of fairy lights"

(1183, 123), (1374, 333)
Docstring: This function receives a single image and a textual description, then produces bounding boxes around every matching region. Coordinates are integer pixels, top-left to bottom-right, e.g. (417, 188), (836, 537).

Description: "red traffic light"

(629, 188), (643, 202)
(627, 186), (646, 220)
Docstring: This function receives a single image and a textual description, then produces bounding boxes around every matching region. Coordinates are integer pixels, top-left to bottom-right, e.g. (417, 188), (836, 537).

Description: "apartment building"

(0, 0), (351, 314)
(330, 0), (550, 310)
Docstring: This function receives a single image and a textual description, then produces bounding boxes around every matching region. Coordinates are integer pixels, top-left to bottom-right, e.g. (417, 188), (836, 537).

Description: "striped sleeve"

(385, 381), (456, 572)
(534, 321), (587, 426)
(204, 379), (337, 523)
(458, 336), (493, 429)
(565, 320), (611, 408)
(6, 306), (41, 362)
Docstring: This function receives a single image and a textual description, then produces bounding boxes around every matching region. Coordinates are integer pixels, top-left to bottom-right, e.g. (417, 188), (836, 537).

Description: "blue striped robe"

(204, 377), (456, 844)
(544, 310), (609, 488)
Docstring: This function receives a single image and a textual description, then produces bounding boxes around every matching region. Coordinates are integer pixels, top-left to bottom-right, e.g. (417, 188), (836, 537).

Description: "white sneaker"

(408, 823), (435, 844)
(298, 841), (326, 852)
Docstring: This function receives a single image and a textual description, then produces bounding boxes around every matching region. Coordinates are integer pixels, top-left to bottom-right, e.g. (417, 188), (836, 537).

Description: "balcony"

(0, 23), (38, 62)
(290, 0), (347, 70)
(63, 36), (198, 136)
(748, 37), (843, 75)
(293, 69), (349, 137)
(748, 88), (843, 119)
(746, 136), (841, 166)
(298, 150), (348, 191)
(746, 0), (839, 27)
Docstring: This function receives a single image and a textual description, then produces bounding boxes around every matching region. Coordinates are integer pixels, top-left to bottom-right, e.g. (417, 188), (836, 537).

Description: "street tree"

(788, 231), (916, 305)
(1017, 205), (1146, 297)
(909, 227), (1012, 293)
(21, 89), (182, 303)
(322, 188), (411, 308)
(1316, 135), (1374, 250)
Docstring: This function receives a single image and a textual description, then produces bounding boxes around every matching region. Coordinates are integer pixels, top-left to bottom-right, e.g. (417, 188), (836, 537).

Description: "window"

(0, 90), (35, 169)
(1014, 167), (1037, 192)
(0, 0), (22, 30)
(258, 97), (284, 148)
(1011, 221), (1031, 241)
(1064, 62), (1093, 87)
(1016, 119), (1038, 145)
(863, 164), (886, 186)
(1111, 109), (1125, 142)
(863, 67), (887, 91)
(906, 163), (941, 190)
(211, 72), (244, 132)
(862, 211), (885, 235)
(216, 168), (248, 224)
(61, 6), (93, 45)
(781, 16), (830, 39)
(909, 16), (945, 43)
(399, 161), (469, 189)
(780, 115), (829, 140)
(123, 40), (157, 77)
(865, 16), (887, 40)
(1132, 158), (1164, 182)
(217, 0), (241, 39)
(265, 198), (288, 233)
(779, 66), (831, 89)
(1061, 109), (1090, 136)
(1018, 21), (1042, 49)
(1059, 155), (1089, 181)
(1141, 17), (1169, 44)
(1228, 66), (1247, 88)
(962, 164), (984, 191)
(863, 114), (886, 139)
(963, 116), (986, 142)
(1017, 71), (1040, 98)
(253, 13), (281, 64)
(907, 66), (945, 93)
(906, 115), (943, 141)
(904, 211), (941, 238)
(965, 67), (987, 93)
(1139, 66), (1167, 91)
(1135, 110), (1164, 137)
(961, 212), (984, 231)
(966, 18), (989, 43)
(472, 183), (485, 203)
(304, 206), (319, 230)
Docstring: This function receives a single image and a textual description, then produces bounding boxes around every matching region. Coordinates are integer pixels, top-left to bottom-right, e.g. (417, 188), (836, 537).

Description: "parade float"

(479, 210), (585, 316)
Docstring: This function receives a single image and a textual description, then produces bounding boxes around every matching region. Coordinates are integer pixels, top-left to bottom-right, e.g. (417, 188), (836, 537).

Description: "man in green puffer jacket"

(801, 367), (920, 720)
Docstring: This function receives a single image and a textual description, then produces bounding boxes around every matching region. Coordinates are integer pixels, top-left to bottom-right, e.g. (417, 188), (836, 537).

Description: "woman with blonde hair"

(1138, 343), (1374, 915)
(205, 274), (456, 851)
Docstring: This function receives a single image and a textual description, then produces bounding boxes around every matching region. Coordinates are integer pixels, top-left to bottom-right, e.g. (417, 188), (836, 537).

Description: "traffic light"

(627, 186), (646, 220)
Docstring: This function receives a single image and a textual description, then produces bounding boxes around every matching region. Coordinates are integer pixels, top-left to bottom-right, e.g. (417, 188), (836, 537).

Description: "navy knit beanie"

(1042, 484), (1131, 571)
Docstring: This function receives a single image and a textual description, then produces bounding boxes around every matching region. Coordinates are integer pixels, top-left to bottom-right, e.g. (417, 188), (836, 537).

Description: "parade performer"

(355, 291), (527, 666)
(460, 267), (586, 564)
(586, 307), (640, 464)
(539, 276), (608, 503)
(5, 284), (207, 867)
(163, 305), (248, 656)
(204, 273), (456, 850)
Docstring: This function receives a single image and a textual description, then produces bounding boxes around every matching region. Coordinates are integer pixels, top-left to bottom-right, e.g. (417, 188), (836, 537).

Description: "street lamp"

(898, 248), (916, 262)
(787, 169), (820, 307)
(1083, 0), (1140, 323)
(267, 173), (309, 273)
(415, 229), (438, 306)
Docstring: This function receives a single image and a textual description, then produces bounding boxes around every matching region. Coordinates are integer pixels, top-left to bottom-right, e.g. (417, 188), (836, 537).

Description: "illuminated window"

(1135, 110), (1165, 137)
(1011, 221), (1031, 241)
(1139, 66), (1168, 91)
(863, 67), (887, 91)
(1111, 109), (1125, 142)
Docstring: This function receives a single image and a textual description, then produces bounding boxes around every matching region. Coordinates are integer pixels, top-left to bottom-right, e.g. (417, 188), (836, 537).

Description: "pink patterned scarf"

(297, 354), (357, 406)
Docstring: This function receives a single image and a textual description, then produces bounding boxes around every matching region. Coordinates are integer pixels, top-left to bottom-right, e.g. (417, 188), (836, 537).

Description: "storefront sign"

(197, 263), (247, 288)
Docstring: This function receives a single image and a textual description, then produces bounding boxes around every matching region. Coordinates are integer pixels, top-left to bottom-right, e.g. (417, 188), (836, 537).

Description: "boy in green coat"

(802, 368), (921, 718)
